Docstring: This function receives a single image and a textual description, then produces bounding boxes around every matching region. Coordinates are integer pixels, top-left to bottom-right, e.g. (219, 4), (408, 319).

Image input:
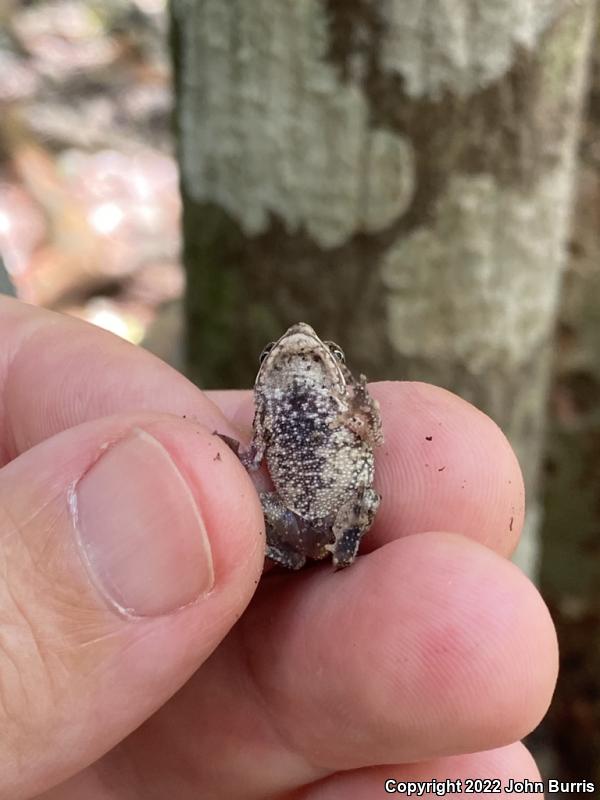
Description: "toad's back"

(264, 381), (375, 521)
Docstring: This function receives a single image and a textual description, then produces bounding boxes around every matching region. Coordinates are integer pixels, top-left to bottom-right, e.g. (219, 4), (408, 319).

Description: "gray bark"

(172, 0), (596, 576)
(539, 18), (600, 780)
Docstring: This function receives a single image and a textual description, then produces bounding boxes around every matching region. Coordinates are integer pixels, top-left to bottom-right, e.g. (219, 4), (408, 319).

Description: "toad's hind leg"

(265, 543), (306, 570)
(326, 486), (381, 569)
(261, 491), (307, 570)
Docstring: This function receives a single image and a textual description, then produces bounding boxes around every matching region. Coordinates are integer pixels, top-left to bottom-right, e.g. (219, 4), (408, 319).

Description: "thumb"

(0, 413), (263, 800)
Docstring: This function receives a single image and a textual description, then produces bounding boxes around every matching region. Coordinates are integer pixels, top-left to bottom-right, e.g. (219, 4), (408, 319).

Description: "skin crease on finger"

(39, 744), (544, 800)
(294, 741), (545, 799)
(0, 300), (554, 800)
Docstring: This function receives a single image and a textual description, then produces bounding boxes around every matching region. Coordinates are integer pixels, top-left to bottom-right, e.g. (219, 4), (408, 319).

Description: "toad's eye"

(259, 342), (275, 363)
(325, 341), (345, 363)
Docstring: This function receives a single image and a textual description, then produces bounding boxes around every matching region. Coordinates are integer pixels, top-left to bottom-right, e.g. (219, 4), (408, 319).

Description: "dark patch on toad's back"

(264, 382), (340, 517)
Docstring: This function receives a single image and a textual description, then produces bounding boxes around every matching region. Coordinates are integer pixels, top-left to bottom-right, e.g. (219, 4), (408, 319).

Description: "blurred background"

(1, 0), (599, 787)
(0, 0), (183, 355)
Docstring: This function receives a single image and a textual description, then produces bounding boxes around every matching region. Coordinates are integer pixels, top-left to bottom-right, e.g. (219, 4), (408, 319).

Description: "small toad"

(241, 322), (383, 570)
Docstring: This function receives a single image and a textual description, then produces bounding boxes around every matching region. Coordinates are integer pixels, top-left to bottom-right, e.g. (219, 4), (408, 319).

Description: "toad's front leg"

(330, 374), (383, 448)
(326, 486), (381, 569)
(215, 431), (264, 472)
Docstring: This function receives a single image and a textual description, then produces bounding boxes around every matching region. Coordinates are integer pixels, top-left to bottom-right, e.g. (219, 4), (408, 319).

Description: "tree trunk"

(539, 17), (600, 781)
(172, 0), (595, 575)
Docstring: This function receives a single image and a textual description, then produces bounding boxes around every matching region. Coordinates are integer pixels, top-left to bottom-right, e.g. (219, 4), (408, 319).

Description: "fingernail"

(73, 428), (214, 617)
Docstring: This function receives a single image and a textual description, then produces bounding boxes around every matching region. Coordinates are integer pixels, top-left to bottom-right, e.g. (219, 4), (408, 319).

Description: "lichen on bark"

(379, 0), (570, 99)
(174, 0), (415, 249)
(381, 168), (572, 376)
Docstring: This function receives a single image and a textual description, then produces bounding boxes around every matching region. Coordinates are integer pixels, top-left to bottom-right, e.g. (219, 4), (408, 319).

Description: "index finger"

(208, 382), (525, 558)
(0, 297), (234, 459)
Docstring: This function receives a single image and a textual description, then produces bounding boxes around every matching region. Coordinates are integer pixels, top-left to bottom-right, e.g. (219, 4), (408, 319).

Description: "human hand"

(0, 298), (557, 799)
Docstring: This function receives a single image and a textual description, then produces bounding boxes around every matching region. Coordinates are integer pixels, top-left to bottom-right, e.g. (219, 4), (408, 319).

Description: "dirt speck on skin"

(509, 516), (514, 531)
(213, 452), (222, 461)
(438, 466), (445, 472)
(425, 435), (433, 441)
